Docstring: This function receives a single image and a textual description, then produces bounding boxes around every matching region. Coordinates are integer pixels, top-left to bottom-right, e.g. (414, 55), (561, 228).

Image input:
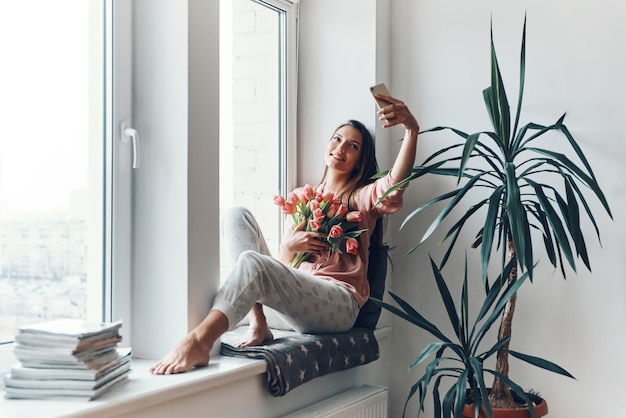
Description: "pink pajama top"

(289, 172), (406, 308)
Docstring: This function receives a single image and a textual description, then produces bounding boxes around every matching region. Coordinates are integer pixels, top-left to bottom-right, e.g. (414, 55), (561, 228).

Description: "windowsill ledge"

(0, 326), (391, 418)
(0, 355), (267, 418)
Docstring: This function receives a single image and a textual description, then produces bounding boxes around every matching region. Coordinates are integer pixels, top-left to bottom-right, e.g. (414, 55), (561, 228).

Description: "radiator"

(283, 385), (388, 418)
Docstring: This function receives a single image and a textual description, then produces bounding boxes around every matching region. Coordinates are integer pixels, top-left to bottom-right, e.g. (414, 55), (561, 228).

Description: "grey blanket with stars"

(221, 326), (379, 396)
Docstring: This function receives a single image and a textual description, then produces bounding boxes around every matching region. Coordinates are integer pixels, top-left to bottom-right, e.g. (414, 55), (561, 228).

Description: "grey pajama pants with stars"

(213, 207), (360, 334)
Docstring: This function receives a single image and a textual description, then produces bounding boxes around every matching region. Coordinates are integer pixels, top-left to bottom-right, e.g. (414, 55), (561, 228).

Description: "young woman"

(150, 93), (419, 375)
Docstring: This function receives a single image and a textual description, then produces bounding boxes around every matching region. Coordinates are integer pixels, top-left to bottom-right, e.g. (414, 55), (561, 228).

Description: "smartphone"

(369, 83), (392, 109)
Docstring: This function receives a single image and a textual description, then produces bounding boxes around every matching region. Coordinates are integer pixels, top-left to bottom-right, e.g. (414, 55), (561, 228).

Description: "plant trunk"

(489, 236), (519, 409)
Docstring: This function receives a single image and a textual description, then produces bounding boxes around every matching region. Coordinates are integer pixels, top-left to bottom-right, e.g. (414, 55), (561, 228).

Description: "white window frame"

(0, 0), (131, 372)
(256, 0), (299, 195)
(220, 0), (299, 261)
(108, 0), (133, 345)
(123, 0), (298, 359)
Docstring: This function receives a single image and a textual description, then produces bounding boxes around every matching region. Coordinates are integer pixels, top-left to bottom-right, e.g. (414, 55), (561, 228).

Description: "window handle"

(120, 122), (139, 169)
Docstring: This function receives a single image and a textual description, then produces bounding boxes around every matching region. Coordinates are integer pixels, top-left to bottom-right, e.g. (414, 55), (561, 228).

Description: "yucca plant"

(376, 16), (612, 414)
(372, 255), (573, 418)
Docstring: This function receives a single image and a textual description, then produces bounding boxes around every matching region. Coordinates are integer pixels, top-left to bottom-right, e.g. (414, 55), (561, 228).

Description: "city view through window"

(0, 1), (94, 343)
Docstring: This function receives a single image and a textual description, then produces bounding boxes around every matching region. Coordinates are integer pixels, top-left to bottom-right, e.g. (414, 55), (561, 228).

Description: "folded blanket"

(220, 326), (379, 396)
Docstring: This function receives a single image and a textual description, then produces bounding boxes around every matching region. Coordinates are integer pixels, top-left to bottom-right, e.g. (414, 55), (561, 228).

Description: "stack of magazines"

(3, 319), (132, 400)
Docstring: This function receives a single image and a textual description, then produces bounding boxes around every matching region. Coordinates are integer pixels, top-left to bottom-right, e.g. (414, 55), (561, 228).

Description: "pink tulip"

(345, 237), (359, 255)
(286, 192), (298, 205)
(273, 195), (286, 207)
(301, 184), (315, 202)
(329, 225), (343, 239)
(326, 203), (338, 218)
(336, 204), (348, 218)
(313, 208), (324, 222)
(309, 199), (320, 211)
(322, 190), (334, 203)
(309, 219), (321, 230)
(346, 211), (362, 223)
(282, 202), (296, 215)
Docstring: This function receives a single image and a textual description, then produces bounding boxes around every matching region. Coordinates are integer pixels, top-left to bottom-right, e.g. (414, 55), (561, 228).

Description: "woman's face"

(324, 125), (363, 176)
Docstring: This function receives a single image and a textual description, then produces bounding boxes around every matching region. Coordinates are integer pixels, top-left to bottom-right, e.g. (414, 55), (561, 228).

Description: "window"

(0, 0), (130, 345)
(219, 0), (297, 276)
(0, 0), (295, 357)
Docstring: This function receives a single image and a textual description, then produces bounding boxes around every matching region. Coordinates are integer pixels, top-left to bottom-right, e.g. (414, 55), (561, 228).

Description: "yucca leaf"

(459, 133), (480, 183)
(526, 148), (597, 187)
(527, 147), (612, 218)
(370, 169), (389, 179)
(404, 380), (421, 418)
(420, 125), (470, 139)
(374, 164), (442, 206)
(400, 189), (461, 230)
(516, 121), (560, 151)
(453, 370), (469, 418)
(489, 22), (511, 147)
(442, 198), (489, 241)
(479, 335), (511, 361)
(430, 256), (463, 344)
(473, 258), (515, 326)
(387, 292), (453, 342)
(477, 131), (507, 160)
(566, 176), (602, 242)
(433, 377), (444, 418)
(460, 261), (469, 347)
(408, 342), (448, 372)
(528, 202), (558, 267)
(504, 162), (534, 278)
(405, 241), (425, 257)
(430, 167), (471, 178)
(469, 357), (492, 417)
(556, 182), (590, 269)
(480, 186), (504, 283)
(557, 121), (610, 201)
(370, 296), (450, 343)
(442, 384), (457, 418)
(526, 179), (576, 271)
(417, 356), (447, 416)
(508, 350), (575, 379)
(421, 140), (466, 165)
(473, 269), (530, 351)
(492, 268), (531, 314)
(418, 174), (482, 244)
(512, 14), (527, 143)
(439, 201), (488, 269)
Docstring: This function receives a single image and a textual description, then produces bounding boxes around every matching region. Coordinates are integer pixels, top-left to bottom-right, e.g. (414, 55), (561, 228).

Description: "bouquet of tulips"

(273, 184), (367, 268)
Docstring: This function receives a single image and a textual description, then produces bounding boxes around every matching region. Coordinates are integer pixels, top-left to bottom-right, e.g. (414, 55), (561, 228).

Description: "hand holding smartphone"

(369, 83), (392, 109)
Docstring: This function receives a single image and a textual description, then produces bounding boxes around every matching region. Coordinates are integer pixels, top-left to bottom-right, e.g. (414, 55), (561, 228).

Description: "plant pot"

(462, 397), (548, 418)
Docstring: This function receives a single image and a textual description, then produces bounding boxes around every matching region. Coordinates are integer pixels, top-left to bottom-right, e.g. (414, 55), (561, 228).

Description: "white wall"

(132, 0), (220, 359)
(387, 1), (626, 416)
(298, 0), (393, 186)
(300, 0), (626, 416)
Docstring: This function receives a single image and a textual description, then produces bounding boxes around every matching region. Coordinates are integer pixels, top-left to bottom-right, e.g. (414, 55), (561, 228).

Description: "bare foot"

(236, 322), (274, 348)
(149, 310), (228, 375)
(149, 333), (210, 375)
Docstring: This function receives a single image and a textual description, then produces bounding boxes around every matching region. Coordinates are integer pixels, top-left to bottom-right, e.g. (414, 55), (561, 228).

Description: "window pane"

(220, 0), (284, 276)
(0, 1), (104, 342)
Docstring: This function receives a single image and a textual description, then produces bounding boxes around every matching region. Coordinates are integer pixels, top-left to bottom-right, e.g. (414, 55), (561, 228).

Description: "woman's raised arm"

(374, 94), (420, 182)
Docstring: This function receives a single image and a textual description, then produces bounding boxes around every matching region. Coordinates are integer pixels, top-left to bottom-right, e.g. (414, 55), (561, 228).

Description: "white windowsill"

(0, 326), (391, 418)
(0, 355), (267, 418)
